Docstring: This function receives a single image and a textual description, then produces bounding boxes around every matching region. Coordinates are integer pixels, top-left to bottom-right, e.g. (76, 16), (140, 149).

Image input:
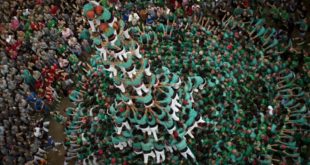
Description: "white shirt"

(268, 105), (274, 116)
(129, 13), (140, 25)
(34, 127), (42, 138)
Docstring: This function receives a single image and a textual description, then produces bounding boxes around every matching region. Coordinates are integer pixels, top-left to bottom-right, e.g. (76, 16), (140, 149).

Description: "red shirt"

(227, 44), (233, 50)
(36, 0), (43, 5)
(175, 1), (181, 9)
(98, 149), (103, 155)
(186, 7), (193, 16)
(243, 0), (249, 8)
(173, 130), (179, 139)
(111, 158), (116, 164)
(30, 22), (39, 31)
(35, 80), (43, 89)
(50, 5), (58, 15)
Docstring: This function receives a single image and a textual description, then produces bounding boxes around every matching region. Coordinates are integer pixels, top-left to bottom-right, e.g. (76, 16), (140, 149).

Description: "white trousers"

(134, 83), (149, 96)
(165, 145), (173, 153)
(124, 29), (131, 39)
(88, 20), (96, 32)
(181, 147), (196, 160)
(133, 45), (142, 59)
(145, 65), (152, 76)
(143, 151), (155, 164)
(134, 150), (143, 155)
(116, 121), (131, 134)
(110, 35), (119, 48)
(114, 83), (126, 93)
(104, 65), (117, 77)
(173, 78), (181, 89)
(114, 48), (126, 61)
(108, 17), (117, 28)
(155, 150), (165, 163)
(171, 99), (181, 113)
(114, 142), (127, 150)
(127, 67), (136, 78)
(186, 116), (205, 138)
(170, 109), (179, 121)
(140, 126), (150, 134)
(43, 121), (50, 127)
(96, 47), (107, 61)
(167, 125), (176, 135)
(150, 125), (158, 141)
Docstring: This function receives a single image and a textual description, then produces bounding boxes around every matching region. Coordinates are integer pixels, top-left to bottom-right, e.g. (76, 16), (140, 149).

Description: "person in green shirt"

(51, 111), (67, 124)
(22, 69), (35, 87)
(185, 110), (205, 139)
(79, 28), (90, 40)
(296, 18), (308, 37)
(68, 53), (79, 64)
(175, 136), (196, 161)
(154, 139), (166, 163)
(141, 137), (155, 164)
(111, 132), (128, 150)
(147, 114), (159, 141)
(69, 90), (84, 103)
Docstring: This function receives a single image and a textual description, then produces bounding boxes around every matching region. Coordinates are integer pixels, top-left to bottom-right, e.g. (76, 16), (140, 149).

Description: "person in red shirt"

(185, 5), (193, 16)
(50, 5), (58, 15)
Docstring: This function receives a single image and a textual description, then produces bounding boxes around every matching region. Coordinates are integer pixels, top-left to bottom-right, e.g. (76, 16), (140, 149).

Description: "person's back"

(129, 12), (140, 25)
(34, 127), (41, 138)
(140, 9), (148, 22)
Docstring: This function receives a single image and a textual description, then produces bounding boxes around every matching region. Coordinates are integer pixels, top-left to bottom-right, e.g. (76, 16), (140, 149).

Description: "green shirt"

(135, 91), (153, 104)
(99, 8), (112, 22)
(176, 138), (187, 151)
(141, 140), (154, 152)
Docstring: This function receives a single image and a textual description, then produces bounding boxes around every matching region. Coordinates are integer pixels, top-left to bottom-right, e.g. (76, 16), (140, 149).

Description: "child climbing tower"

(82, 1), (206, 164)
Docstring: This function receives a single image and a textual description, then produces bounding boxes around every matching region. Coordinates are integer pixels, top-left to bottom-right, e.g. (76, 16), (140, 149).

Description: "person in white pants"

(126, 65), (137, 78)
(169, 108), (180, 121)
(103, 64), (117, 78)
(186, 115), (205, 138)
(114, 82), (126, 93)
(42, 121), (50, 132)
(170, 96), (181, 113)
(149, 125), (159, 141)
(133, 83), (149, 96)
(155, 149), (165, 163)
(116, 120), (131, 134)
(114, 141), (127, 150)
(143, 151), (155, 164)
(154, 141), (166, 163)
(144, 61), (152, 76)
(132, 44), (142, 59)
(114, 48), (127, 61)
(34, 127), (42, 138)
(165, 144), (173, 153)
(180, 147), (196, 160)
(96, 46), (107, 61)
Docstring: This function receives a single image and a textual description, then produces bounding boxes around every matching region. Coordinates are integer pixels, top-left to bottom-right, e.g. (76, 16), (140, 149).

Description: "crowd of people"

(0, 0), (90, 164)
(0, 0), (308, 164)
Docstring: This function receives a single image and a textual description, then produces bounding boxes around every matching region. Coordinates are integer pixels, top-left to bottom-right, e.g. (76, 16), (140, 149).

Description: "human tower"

(63, 1), (308, 164)
(74, 1), (206, 163)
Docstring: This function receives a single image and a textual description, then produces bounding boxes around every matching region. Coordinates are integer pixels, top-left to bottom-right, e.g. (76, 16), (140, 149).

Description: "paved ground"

(47, 97), (73, 165)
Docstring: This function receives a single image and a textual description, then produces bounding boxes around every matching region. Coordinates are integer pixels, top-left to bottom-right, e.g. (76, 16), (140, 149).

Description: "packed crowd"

(0, 0), (89, 164)
(0, 0), (309, 164)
